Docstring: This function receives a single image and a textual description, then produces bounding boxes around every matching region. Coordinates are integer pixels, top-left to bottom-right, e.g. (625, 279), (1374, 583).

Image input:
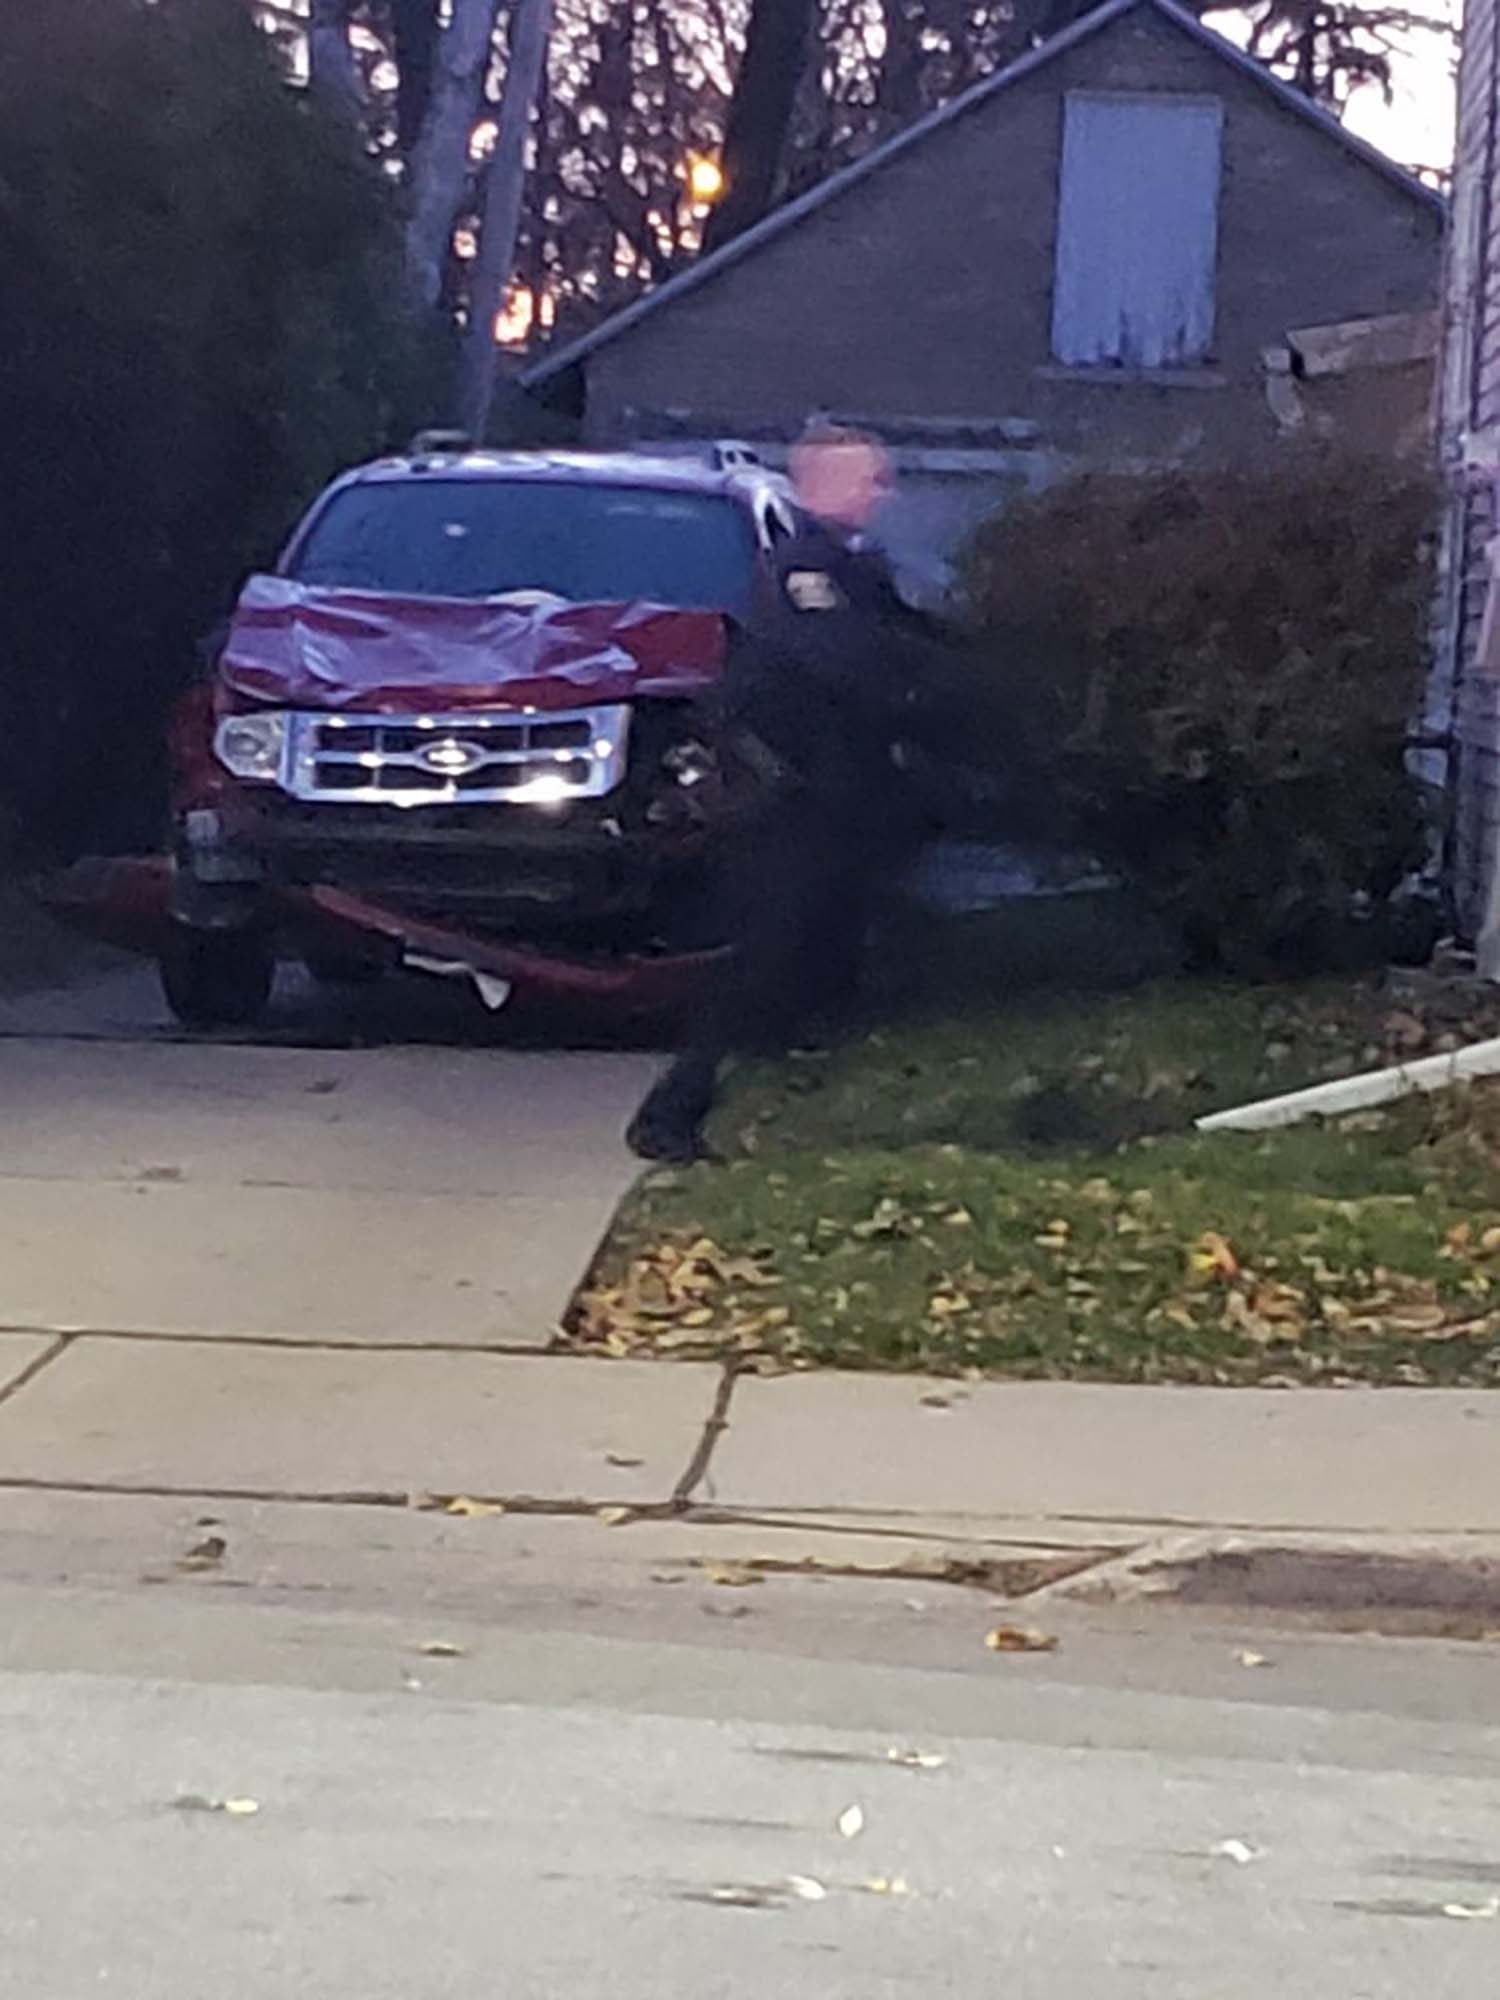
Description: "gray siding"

(1440, 0), (1500, 937)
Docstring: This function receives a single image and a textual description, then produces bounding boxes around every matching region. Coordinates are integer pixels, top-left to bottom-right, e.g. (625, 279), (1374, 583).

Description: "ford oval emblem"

(416, 737), (486, 776)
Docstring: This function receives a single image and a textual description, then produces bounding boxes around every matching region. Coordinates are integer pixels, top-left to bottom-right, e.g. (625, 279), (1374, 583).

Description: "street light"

(686, 155), (725, 205)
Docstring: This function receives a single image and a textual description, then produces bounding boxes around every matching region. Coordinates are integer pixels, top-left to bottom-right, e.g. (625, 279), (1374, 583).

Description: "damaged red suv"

(162, 438), (803, 1027)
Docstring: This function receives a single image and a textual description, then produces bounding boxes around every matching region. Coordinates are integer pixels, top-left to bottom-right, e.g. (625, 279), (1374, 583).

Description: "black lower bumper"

(176, 797), (710, 942)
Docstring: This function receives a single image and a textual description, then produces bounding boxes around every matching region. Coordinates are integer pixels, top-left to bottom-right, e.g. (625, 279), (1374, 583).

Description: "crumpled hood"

(219, 575), (727, 712)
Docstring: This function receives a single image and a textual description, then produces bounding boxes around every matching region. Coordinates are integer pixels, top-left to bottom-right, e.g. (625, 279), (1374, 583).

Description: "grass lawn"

(571, 897), (1500, 1386)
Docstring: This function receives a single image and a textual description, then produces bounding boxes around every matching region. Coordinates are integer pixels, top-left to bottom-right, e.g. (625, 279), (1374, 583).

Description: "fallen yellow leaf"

(1223, 1291), (1278, 1346)
(1213, 1838), (1262, 1866)
(787, 1876), (828, 1903)
(702, 1560), (762, 1588)
(1188, 1230), (1239, 1281)
(171, 1793), (260, 1816)
(985, 1625), (1058, 1655)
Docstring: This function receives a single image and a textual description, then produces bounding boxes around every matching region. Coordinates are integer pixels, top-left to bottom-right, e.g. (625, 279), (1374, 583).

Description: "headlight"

(214, 712), (288, 782)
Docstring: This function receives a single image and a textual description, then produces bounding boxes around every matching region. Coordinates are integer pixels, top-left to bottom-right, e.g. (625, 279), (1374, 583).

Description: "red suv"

(162, 438), (803, 1027)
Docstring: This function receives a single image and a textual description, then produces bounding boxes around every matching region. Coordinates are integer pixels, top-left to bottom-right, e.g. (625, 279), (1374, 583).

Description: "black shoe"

(626, 1107), (711, 1165)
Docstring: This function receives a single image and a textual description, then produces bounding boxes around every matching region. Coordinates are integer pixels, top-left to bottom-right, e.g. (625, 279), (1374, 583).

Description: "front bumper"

(213, 799), (669, 919)
(37, 855), (726, 1020)
(179, 698), (723, 938)
(174, 781), (715, 941)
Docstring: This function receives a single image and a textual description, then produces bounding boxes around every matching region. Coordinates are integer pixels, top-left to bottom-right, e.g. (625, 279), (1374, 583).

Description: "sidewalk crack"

(0, 1334), (75, 1409)
(669, 1362), (742, 1513)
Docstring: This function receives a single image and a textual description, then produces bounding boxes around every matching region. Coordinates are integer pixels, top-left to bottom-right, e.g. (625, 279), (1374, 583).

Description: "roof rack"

(409, 428), (475, 459)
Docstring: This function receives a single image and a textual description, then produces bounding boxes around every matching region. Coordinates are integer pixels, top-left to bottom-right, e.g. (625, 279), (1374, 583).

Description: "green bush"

(958, 459), (1436, 975)
(0, 0), (435, 864)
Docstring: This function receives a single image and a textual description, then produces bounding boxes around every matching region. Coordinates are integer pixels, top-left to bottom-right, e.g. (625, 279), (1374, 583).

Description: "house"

(522, 0), (1443, 529)
(1435, 0), (1500, 956)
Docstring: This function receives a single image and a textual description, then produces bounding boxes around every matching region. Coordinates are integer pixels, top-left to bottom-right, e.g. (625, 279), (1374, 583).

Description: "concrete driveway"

(0, 951), (656, 1346)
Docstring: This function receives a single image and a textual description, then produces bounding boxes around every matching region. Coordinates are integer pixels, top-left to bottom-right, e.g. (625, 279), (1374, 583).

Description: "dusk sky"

(1216, 0), (1458, 176)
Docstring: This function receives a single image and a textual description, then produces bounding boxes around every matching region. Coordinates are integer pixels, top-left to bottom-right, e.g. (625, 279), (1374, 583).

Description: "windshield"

(288, 478), (756, 617)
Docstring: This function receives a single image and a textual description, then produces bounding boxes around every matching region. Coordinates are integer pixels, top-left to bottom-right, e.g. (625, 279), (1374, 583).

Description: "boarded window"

(1051, 93), (1223, 369)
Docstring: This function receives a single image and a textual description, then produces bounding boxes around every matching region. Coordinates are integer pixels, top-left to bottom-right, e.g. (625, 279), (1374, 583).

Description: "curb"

(1032, 1528), (1500, 1638)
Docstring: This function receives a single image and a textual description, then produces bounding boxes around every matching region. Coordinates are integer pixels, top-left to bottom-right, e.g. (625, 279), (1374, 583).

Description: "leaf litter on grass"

(569, 977), (1500, 1385)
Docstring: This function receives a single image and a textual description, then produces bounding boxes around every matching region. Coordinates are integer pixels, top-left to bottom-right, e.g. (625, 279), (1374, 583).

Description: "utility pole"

(459, 0), (555, 440)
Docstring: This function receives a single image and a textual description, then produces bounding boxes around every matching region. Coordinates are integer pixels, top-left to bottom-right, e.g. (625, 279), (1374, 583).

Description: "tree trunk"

(700, 0), (816, 256)
(405, 0), (505, 315)
(390, 0), (441, 162)
(459, 0), (557, 436)
(308, 0), (363, 117)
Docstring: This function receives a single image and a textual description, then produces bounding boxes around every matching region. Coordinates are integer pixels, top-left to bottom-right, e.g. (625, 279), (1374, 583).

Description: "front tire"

(159, 926), (275, 1030)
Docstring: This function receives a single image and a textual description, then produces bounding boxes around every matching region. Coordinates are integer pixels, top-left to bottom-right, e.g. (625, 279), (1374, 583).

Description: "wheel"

(158, 926), (275, 1030)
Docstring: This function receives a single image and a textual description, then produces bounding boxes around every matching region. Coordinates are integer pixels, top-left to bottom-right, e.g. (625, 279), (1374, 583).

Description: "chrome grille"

(284, 705), (630, 808)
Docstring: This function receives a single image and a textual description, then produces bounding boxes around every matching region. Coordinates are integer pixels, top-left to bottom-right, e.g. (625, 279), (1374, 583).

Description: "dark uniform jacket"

(712, 525), (952, 831)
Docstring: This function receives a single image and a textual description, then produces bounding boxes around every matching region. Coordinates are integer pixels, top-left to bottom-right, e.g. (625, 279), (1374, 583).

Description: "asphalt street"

(1, 1537), (1499, 2000)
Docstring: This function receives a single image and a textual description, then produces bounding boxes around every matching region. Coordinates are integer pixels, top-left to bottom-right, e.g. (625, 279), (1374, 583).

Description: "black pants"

(628, 807), (883, 1160)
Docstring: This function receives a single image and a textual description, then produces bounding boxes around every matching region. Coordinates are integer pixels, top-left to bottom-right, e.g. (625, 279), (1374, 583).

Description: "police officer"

(626, 423), (952, 1165)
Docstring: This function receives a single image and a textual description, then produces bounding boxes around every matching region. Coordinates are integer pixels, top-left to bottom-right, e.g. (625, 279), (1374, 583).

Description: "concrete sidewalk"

(706, 1374), (1500, 1537)
(3, 1333), (1499, 1554)
(0, 1035), (654, 1345)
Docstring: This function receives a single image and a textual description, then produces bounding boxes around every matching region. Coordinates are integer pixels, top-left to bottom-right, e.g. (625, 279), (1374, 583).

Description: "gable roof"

(522, 0), (1444, 391)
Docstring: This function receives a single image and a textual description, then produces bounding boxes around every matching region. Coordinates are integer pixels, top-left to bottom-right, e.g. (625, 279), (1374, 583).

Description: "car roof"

(332, 447), (790, 508)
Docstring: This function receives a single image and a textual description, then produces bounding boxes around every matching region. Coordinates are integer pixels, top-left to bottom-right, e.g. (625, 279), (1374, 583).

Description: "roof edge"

(522, 0), (1444, 391)
(519, 0), (1142, 388)
(1159, 0), (1445, 217)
